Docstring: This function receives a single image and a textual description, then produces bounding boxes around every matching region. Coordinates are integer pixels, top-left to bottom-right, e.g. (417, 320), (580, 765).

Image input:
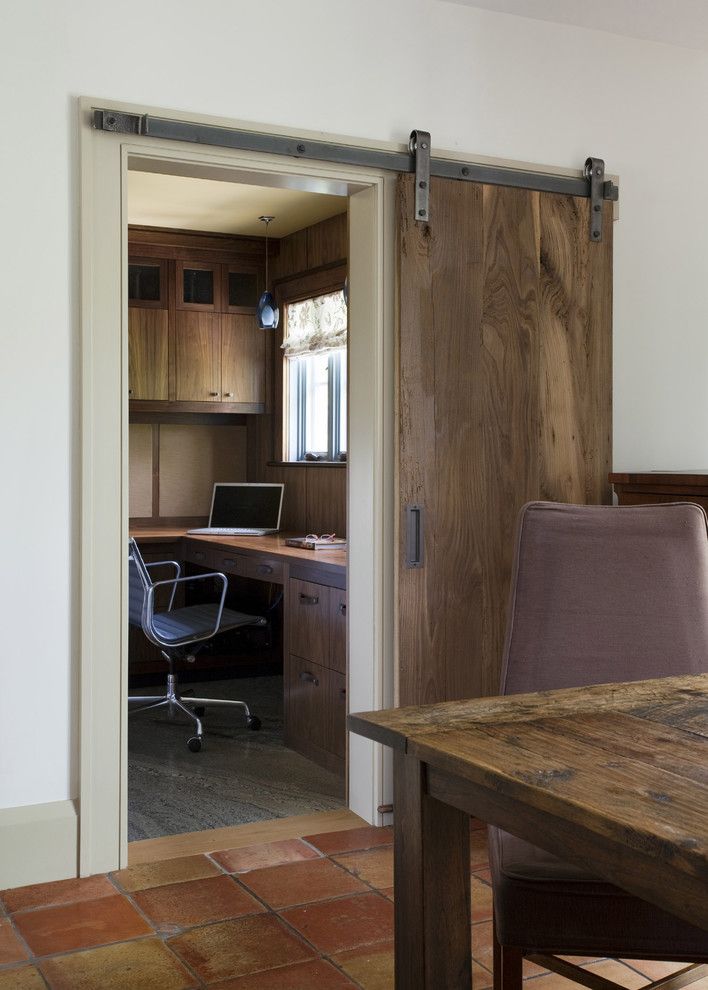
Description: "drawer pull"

(299, 670), (320, 687)
(338, 603), (346, 616)
(299, 593), (319, 606)
(258, 564), (274, 575)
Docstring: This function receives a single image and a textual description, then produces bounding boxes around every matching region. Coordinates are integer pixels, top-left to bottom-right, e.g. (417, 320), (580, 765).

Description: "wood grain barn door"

(396, 174), (612, 706)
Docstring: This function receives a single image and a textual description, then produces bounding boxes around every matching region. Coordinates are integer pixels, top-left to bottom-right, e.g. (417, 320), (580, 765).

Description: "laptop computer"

(188, 483), (285, 536)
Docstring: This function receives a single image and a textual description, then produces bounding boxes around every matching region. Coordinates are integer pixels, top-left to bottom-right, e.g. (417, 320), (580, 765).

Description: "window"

(283, 289), (347, 461)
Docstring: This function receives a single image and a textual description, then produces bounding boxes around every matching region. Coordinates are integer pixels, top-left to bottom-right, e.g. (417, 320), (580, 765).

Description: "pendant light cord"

(259, 215), (274, 292)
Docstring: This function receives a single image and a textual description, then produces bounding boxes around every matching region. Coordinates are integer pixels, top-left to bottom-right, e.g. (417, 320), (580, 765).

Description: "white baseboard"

(0, 800), (78, 890)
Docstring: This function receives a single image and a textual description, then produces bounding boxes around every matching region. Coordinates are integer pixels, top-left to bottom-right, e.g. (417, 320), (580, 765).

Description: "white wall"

(2, 0), (708, 810)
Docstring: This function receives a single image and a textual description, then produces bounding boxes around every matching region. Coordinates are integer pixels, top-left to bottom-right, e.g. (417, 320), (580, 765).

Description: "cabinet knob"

(128, 389), (133, 395)
(209, 391), (219, 397)
(298, 670), (320, 687)
(224, 392), (233, 398)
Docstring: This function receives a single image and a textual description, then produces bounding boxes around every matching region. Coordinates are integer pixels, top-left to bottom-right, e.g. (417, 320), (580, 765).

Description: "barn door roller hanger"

(93, 110), (618, 241)
(409, 131), (618, 241)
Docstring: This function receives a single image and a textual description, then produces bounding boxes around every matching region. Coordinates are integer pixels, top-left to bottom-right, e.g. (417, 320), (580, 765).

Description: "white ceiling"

(446, 0), (708, 51)
(127, 170), (347, 238)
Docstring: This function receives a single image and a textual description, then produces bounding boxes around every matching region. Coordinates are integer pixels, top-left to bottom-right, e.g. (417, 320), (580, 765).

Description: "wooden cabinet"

(222, 315), (266, 404)
(128, 229), (267, 414)
(175, 312), (221, 401)
(286, 575), (346, 774)
(128, 309), (169, 400)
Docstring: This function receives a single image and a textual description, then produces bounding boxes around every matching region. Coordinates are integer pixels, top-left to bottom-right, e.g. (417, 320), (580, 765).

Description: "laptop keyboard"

(187, 528), (271, 536)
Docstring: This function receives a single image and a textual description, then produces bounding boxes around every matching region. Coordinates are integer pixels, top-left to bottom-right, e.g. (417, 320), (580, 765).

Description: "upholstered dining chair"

(491, 501), (708, 990)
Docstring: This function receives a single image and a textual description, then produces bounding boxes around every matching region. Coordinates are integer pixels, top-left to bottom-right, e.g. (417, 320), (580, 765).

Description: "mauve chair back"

(500, 501), (708, 696)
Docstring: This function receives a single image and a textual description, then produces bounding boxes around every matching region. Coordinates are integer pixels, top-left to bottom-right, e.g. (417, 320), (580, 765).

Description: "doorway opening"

(80, 101), (394, 875)
(126, 164), (354, 843)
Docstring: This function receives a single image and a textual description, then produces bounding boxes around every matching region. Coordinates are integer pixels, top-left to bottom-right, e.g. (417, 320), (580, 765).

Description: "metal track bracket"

(94, 109), (144, 135)
(409, 130), (431, 223)
(585, 157), (618, 242)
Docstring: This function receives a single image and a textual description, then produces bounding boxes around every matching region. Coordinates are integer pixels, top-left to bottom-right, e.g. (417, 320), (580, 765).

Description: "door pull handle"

(405, 504), (424, 568)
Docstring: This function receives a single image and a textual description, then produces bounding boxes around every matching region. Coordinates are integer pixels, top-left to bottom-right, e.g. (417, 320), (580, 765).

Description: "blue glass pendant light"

(257, 215), (279, 330)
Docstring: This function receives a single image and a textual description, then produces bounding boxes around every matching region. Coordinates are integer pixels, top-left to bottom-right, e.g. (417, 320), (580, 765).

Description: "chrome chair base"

(128, 664), (260, 752)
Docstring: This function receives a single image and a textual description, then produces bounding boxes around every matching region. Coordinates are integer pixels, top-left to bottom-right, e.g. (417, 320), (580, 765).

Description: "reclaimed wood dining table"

(348, 674), (708, 990)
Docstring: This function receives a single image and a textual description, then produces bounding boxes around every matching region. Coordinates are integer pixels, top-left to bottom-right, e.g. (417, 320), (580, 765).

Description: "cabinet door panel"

(221, 314), (266, 404)
(128, 309), (169, 400)
(329, 669), (347, 760)
(286, 655), (329, 752)
(329, 588), (347, 675)
(289, 578), (330, 665)
(175, 312), (221, 401)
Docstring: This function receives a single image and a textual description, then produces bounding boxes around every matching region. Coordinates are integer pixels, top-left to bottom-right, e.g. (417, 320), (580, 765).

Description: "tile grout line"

(107, 871), (208, 989)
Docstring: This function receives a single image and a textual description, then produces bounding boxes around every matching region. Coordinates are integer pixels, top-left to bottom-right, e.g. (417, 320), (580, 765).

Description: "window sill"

(267, 460), (347, 468)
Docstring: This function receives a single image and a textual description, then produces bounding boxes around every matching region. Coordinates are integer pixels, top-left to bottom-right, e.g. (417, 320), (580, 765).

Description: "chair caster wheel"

(247, 716), (261, 731)
(187, 736), (202, 752)
(194, 706), (206, 717)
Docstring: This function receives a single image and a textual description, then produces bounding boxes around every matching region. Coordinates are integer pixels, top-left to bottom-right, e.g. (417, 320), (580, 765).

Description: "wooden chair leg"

(492, 911), (523, 990)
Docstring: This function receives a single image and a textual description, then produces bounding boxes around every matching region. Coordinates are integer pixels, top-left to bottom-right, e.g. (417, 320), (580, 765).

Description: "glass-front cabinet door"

(128, 258), (167, 309)
(221, 264), (261, 314)
(176, 260), (221, 311)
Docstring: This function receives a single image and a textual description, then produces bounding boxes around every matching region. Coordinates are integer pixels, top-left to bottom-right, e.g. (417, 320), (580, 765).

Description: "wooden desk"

(610, 471), (708, 513)
(131, 528), (347, 774)
(349, 674), (708, 989)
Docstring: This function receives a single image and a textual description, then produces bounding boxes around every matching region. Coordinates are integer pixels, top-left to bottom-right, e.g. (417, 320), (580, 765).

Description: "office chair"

(491, 502), (708, 990)
(128, 538), (266, 752)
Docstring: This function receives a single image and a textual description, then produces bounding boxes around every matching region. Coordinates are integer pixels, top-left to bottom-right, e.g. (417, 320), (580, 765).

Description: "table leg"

(393, 750), (472, 989)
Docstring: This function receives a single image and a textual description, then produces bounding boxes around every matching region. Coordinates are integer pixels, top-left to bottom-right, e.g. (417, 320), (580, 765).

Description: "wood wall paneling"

(128, 309), (169, 400)
(174, 311), (221, 401)
(396, 174), (612, 707)
(306, 466), (347, 537)
(306, 213), (348, 270)
(221, 314), (266, 404)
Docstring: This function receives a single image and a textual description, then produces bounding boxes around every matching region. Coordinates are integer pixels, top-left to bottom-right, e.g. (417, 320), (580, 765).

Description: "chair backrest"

(128, 538), (152, 630)
(500, 501), (708, 695)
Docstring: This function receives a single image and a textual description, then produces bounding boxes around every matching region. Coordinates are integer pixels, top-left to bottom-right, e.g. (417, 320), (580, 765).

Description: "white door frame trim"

(79, 96), (395, 875)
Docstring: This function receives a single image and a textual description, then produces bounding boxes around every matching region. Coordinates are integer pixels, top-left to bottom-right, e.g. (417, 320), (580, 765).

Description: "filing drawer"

(289, 579), (331, 666)
(286, 655), (330, 754)
(183, 542), (215, 569)
(329, 589), (347, 675)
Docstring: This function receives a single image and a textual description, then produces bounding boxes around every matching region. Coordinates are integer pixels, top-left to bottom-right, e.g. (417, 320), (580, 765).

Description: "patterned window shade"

(282, 289), (347, 358)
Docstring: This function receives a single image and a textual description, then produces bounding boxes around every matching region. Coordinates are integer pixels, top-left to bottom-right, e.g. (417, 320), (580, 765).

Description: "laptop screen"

(209, 484), (284, 530)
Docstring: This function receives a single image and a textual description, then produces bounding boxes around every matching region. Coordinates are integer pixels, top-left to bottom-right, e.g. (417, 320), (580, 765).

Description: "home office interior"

(126, 166), (351, 842)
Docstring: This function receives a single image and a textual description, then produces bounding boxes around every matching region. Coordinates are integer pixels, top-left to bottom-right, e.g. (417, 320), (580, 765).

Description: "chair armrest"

(145, 572), (228, 646)
(144, 560), (181, 610)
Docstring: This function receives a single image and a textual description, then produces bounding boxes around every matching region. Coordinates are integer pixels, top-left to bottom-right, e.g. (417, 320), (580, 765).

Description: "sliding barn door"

(396, 174), (612, 706)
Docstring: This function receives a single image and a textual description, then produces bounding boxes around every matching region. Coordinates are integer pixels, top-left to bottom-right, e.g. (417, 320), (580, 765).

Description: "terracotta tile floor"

(0, 823), (704, 989)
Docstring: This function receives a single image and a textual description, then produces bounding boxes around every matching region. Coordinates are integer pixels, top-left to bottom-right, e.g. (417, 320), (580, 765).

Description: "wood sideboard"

(610, 472), (708, 513)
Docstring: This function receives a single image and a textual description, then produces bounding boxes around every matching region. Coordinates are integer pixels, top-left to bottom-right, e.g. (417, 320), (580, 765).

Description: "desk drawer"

(212, 549), (249, 576)
(242, 556), (285, 584)
(183, 542), (215, 569)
